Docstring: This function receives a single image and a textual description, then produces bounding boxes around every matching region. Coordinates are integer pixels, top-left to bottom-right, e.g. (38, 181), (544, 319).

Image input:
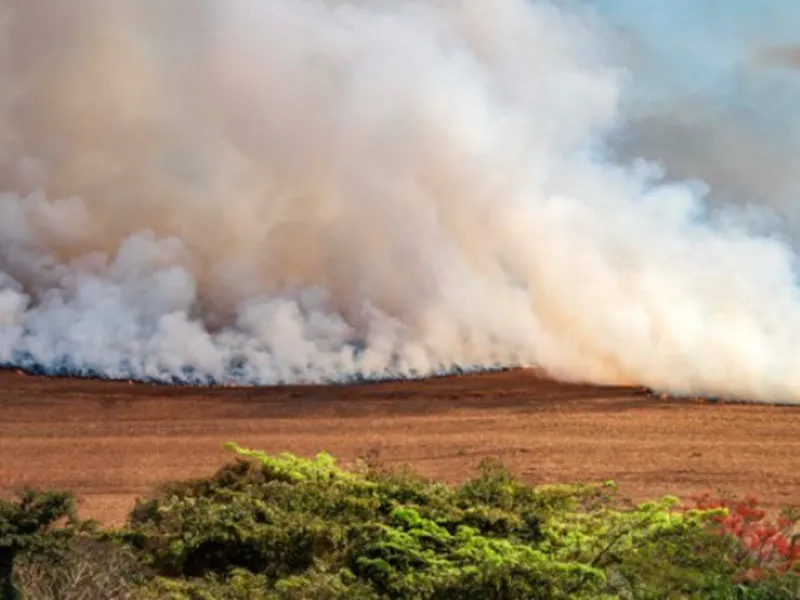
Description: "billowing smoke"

(758, 44), (800, 68)
(1, 0), (799, 403)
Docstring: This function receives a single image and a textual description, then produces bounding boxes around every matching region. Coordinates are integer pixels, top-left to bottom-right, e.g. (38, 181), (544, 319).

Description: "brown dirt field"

(0, 368), (798, 525)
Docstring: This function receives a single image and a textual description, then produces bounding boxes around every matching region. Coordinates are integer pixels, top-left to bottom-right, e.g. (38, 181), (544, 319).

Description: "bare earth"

(0, 369), (798, 525)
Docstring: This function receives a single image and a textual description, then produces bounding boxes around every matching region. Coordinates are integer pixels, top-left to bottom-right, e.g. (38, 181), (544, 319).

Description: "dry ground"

(0, 369), (798, 525)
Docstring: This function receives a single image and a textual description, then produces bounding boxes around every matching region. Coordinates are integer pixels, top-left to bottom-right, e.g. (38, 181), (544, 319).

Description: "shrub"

(0, 489), (90, 599)
(13, 538), (143, 600)
(117, 445), (750, 599)
(683, 492), (800, 599)
(688, 492), (799, 577)
(3, 446), (798, 599)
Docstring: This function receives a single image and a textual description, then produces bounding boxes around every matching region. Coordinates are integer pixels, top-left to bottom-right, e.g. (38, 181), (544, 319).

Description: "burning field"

(0, 0), (799, 527)
(0, 368), (798, 526)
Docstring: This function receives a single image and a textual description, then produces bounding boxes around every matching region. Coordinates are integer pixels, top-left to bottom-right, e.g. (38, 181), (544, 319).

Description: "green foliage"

(5, 446), (799, 599)
(0, 489), (90, 599)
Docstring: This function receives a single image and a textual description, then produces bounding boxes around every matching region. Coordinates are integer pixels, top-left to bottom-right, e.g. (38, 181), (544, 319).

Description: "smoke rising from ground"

(0, 0), (799, 402)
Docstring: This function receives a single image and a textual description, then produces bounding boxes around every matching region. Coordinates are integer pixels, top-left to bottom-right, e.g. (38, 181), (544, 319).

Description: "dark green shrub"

(0, 490), (90, 599)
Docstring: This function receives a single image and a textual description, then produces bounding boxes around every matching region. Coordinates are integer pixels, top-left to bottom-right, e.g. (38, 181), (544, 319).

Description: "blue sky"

(596, 0), (800, 94)
(594, 1), (800, 142)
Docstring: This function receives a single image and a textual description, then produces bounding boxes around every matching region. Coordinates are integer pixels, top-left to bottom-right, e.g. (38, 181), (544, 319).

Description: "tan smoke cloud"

(0, 0), (799, 403)
(756, 43), (800, 68)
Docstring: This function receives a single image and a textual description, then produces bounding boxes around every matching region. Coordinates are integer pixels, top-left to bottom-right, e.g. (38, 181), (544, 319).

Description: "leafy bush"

(0, 490), (92, 599)
(682, 492), (800, 599)
(688, 492), (799, 577)
(5, 445), (799, 599)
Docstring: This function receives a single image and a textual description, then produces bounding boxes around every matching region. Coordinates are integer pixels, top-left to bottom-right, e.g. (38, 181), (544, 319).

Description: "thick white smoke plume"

(0, 0), (799, 402)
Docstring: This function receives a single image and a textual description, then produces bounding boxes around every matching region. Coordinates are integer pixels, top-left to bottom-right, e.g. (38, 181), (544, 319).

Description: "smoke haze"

(1, 0), (799, 403)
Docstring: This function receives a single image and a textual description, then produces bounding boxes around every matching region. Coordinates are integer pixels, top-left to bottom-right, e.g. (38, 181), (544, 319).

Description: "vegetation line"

(1, 443), (798, 599)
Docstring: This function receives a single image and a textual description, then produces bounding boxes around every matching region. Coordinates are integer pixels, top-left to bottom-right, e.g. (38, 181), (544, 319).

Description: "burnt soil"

(0, 369), (797, 524)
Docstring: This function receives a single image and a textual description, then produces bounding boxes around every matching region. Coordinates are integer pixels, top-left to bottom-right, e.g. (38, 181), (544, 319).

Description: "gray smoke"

(1, 0), (799, 403)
